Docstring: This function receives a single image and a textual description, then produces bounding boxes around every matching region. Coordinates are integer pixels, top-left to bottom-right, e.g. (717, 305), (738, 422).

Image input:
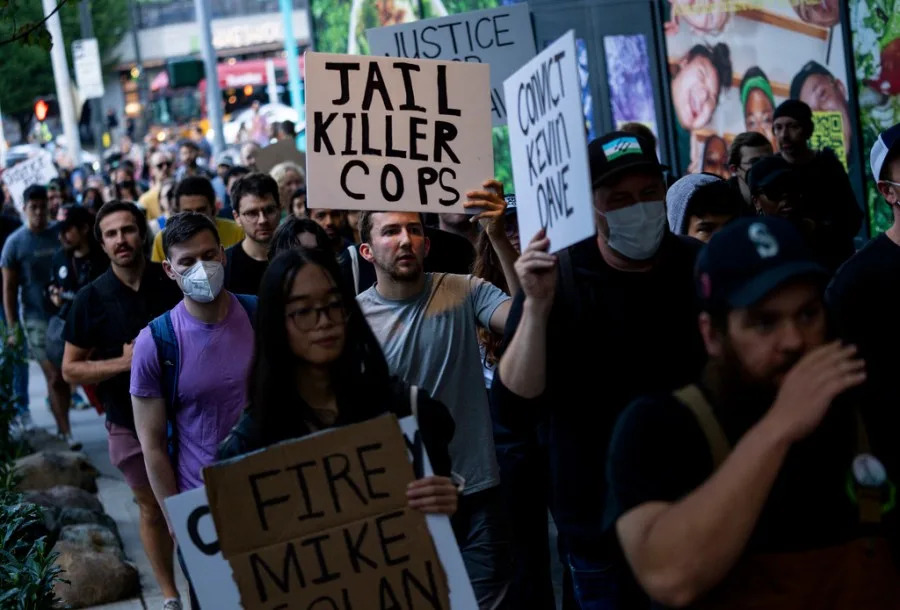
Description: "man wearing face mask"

(492, 131), (706, 609)
(130, 211), (255, 535)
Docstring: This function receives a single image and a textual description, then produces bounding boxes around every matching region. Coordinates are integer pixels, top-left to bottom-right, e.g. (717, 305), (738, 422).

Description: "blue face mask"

(601, 200), (667, 260)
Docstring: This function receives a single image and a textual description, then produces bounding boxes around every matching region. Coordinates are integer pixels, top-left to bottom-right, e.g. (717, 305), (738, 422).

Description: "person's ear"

(232, 208), (240, 222)
(878, 181), (898, 204)
(359, 242), (375, 263)
(699, 312), (724, 358)
(162, 259), (177, 281)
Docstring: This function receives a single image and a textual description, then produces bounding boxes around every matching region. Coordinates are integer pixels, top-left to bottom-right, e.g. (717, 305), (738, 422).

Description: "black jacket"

(218, 378), (455, 477)
(491, 233), (706, 556)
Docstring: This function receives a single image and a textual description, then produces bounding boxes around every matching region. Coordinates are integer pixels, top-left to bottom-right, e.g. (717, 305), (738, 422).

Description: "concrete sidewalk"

(25, 362), (189, 610)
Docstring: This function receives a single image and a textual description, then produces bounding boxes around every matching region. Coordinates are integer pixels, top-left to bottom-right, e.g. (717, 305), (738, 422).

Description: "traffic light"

(34, 98), (49, 122)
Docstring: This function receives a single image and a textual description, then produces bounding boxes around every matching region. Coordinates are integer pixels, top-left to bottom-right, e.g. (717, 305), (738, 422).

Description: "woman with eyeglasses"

(218, 248), (459, 516)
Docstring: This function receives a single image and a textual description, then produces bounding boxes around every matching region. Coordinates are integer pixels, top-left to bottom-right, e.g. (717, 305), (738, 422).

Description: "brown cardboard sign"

(256, 138), (306, 174)
(203, 414), (449, 609)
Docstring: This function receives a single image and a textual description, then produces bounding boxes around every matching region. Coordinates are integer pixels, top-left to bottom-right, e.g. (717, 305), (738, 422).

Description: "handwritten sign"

(304, 51), (493, 214)
(366, 4), (536, 127)
(504, 30), (595, 253)
(201, 414), (457, 610)
(168, 415), (476, 609)
(2, 150), (58, 212)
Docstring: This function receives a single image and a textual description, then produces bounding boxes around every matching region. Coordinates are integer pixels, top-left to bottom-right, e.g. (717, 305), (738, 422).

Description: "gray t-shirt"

(358, 273), (509, 495)
(0, 224), (59, 321)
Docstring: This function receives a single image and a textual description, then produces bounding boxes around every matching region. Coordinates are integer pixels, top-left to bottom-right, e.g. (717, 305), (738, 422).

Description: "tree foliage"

(0, 0), (129, 116)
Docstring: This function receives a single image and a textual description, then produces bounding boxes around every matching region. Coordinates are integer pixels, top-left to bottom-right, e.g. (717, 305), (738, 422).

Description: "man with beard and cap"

(62, 201), (184, 610)
(493, 132), (706, 608)
(773, 99), (861, 269)
(606, 216), (899, 608)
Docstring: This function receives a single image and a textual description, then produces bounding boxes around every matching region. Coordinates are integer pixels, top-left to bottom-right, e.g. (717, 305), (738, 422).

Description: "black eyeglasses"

(156, 161), (172, 170)
(240, 205), (280, 220)
(286, 300), (348, 330)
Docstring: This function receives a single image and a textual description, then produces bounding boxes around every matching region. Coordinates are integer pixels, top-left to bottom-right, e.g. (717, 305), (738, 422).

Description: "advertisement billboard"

(663, 0), (857, 181)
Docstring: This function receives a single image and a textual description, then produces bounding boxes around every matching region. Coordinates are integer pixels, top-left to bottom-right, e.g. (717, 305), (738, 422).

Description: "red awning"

(150, 56), (304, 92)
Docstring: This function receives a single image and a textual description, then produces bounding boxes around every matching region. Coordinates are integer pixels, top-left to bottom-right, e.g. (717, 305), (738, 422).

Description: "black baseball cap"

(747, 155), (794, 195)
(589, 131), (666, 187)
(790, 61), (833, 100)
(696, 216), (827, 312)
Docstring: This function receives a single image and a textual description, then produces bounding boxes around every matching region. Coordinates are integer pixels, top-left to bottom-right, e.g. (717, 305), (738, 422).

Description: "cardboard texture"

(304, 51), (493, 214)
(204, 414), (450, 609)
(365, 3), (536, 127)
(504, 30), (596, 253)
(255, 138), (307, 174)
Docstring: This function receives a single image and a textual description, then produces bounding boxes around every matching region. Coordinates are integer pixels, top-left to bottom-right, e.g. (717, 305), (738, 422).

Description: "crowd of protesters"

(2, 104), (899, 610)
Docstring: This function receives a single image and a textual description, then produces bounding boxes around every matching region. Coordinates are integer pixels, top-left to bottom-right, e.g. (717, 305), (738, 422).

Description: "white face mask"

(602, 200), (667, 261)
(170, 260), (225, 303)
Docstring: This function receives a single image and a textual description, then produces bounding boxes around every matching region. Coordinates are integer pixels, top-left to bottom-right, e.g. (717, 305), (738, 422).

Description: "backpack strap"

(673, 384), (732, 469)
(234, 293), (258, 328)
(149, 310), (180, 419)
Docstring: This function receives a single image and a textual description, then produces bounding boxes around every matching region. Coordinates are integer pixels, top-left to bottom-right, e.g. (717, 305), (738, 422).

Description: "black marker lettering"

(402, 561), (444, 609)
(286, 460), (325, 521)
(361, 114), (382, 156)
(324, 452), (368, 512)
(385, 116), (407, 158)
(381, 164), (404, 202)
(302, 533), (341, 585)
(186, 505), (219, 555)
(343, 521), (378, 573)
(437, 65), (462, 116)
(438, 168), (459, 206)
(313, 112), (338, 154)
(357, 443), (390, 499)
(393, 62), (426, 112)
(249, 543), (304, 603)
(342, 113), (357, 155)
(376, 510), (410, 566)
(417, 167), (439, 206)
(249, 469), (289, 531)
(362, 63), (393, 111)
(434, 121), (460, 164)
(494, 13), (514, 47)
(409, 117), (429, 161)
(340, 161), (368, 200)
(324, 62), (360, 105)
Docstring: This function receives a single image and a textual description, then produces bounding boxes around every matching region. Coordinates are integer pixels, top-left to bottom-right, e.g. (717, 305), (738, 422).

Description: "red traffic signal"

(34, 99), (49, 122)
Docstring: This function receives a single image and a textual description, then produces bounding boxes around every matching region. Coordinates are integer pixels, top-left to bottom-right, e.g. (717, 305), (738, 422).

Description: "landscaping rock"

(52, 541), (138, 608)
(18, 427), (64, 453)
(23, 485), (103, 513)
(57, 507), (120, 540)
(58, 524), (124, 560)
(14, 451), (99, 492)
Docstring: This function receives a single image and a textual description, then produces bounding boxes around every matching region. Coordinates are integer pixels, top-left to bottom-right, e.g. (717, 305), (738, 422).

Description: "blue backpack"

(148, 294), (258, 457)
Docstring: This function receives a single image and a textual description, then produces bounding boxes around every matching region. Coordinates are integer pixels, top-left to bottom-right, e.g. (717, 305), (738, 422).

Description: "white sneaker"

(62, 433), (82, 451)
(16, 412), (34, 431)
(162, 599), (183, 610)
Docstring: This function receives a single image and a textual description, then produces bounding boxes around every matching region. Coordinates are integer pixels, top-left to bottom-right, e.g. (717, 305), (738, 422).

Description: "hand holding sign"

(515, 229), (558, 315)
(464, 178), (507, 236)
(406, 475), (458, 515)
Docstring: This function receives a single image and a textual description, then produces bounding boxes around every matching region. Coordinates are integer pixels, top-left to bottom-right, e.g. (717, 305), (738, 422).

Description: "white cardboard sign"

(504, 30), (595, 253)
(166, 415), (476, 609)
(2, 150), (58, 212)
(304, 51), (493, 213)
(365, 4), (536, 127)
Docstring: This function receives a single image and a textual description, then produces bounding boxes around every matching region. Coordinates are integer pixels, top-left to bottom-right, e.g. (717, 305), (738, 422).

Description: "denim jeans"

(567, 549), (646, 610)
(0, 308), (30, 415)
(452, 486), (515, 610)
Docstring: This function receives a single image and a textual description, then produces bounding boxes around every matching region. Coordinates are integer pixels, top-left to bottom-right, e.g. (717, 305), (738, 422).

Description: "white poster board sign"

(1, 150), (58, 212)
(166, 415), (476, 609)
(73, 38), (105, 100)
(504, 30), (595, 253)
(305, 51), (493, 214)
(365, 4), (536, 127)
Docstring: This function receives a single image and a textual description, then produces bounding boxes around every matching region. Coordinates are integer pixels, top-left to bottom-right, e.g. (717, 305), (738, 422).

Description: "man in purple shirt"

(131, 212), (254, 514)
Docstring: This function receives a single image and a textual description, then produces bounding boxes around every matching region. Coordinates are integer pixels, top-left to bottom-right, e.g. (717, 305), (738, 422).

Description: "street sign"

(72, 38), (104, 100)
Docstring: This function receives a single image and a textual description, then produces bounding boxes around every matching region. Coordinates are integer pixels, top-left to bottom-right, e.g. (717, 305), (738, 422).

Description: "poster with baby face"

(663, 0), (855, 179)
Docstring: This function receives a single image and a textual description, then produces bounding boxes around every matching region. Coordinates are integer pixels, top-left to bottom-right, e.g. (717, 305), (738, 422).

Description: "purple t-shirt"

(130, 293), (253, 492)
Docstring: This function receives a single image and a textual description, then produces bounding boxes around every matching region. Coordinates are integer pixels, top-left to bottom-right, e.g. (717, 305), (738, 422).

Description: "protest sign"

(203, 414), (451, 610)
(365, 4), (536, 127)
(305, 51), (493, 214)
(504, 30), (595, 253)
(2, 150), (58, 212)
(255, 138), (306, 175)
(169, 415), (475, 609)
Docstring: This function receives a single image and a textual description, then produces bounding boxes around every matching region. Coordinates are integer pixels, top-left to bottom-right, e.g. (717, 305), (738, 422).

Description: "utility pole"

(128, 0), (147, 139)
(194, 0), (225, 158)
(42, 0), (82, 167)
(78, 0), (105, 159)
(279, 0), (305, 151)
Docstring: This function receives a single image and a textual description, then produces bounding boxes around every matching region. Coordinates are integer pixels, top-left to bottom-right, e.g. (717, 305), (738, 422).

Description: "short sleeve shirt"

(0, 224), (60, 321)
(65, 264), (182, 429)
(357, 273), (509, 494)
(151, 217), (244, 263)
(129, 292), (254, 492)
(225, 243), (267, 296)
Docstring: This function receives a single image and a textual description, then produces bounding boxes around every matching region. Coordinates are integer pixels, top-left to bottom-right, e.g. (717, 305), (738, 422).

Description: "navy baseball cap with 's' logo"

(695, 217), (828, 312)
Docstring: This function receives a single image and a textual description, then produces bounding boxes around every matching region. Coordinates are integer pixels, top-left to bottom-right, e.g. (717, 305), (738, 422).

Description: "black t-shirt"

(0, 215), (21, 251)
(50, 247), (109, 318)
(65, 263), (183, 429)
(225, 242), (268, 296)
(604, 389), (865, 609)
(827, 234), (900, 477)
(491, 233), (707, 554)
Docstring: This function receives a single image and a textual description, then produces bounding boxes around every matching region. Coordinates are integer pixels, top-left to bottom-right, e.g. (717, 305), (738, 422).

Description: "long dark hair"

(248, 248), (392, 442)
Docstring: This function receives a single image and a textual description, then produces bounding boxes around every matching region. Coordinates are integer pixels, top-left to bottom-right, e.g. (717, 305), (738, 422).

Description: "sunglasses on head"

(156, 161), (172, 170)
